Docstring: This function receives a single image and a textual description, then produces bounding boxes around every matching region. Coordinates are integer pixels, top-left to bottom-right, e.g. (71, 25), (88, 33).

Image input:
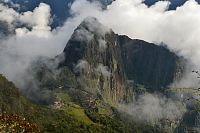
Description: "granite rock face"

(62, 17), (131, 104)
(118, 35), (185, 91)
(61, 17), (185, 105)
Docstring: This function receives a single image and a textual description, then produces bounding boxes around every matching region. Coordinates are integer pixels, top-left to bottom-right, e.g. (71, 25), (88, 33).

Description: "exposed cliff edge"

(118, 35), (185, 91)
(61, 17), (131, 105)
(60, 17), (185, 105)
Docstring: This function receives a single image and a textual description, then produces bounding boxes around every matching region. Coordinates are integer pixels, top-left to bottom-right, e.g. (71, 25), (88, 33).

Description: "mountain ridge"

(61, 17), (185, 95)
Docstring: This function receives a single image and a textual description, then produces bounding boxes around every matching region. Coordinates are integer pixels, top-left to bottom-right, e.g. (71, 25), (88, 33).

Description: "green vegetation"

(0, 74), (166, 133)
(64, 105), (94, 125)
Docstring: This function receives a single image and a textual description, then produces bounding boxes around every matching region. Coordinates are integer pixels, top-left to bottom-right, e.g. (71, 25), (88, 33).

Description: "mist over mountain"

(1, 0), (200, 132)
(3, 16), (187, 132)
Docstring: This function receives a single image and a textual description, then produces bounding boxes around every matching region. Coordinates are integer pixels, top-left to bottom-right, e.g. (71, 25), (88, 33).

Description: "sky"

(144, 0), (198, 9)
(2, 0), (199, 27)
(1, 0), (113, 27)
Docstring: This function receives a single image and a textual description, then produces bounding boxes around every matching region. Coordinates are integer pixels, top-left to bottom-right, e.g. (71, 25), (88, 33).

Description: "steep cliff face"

(60, 17), (185, 104)
(118, 35), (185, 91)
(62, 17), (130, 104)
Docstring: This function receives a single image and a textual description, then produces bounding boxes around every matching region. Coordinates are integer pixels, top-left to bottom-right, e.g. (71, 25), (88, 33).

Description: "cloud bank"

(0, 3), (70, 89)
(1, 0), (200, 90)
(119, 93), (186, 125)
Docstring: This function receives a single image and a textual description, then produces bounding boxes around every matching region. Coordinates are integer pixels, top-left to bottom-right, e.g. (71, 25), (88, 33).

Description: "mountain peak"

(71, 17), (111, 42)
(62, 17), (115, 70)
(60, 17), (185, 105)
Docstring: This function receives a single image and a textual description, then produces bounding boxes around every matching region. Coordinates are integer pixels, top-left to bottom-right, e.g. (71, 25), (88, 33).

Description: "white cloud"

(96, 64), (111, 77)
(119, 93), (186, 124)
(75, 60), (89, 72)
(98, 39), (107, 51)
(0, 4), (19, 24)
(19, 3), (51, 33)
(0, 3), (69, 90)
(73, 25), (94, 42)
